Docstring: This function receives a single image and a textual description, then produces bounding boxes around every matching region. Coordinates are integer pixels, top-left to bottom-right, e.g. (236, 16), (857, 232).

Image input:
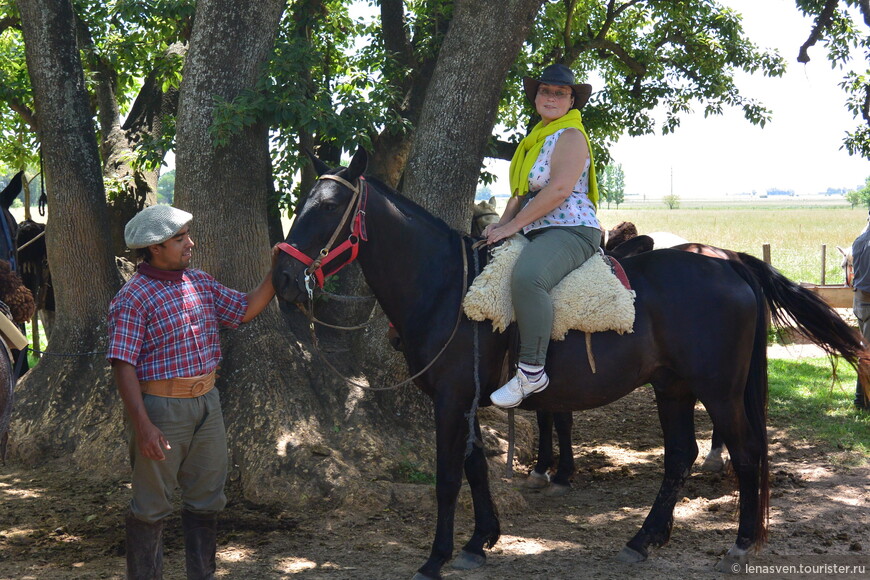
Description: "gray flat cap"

(125, 205), (193, 249)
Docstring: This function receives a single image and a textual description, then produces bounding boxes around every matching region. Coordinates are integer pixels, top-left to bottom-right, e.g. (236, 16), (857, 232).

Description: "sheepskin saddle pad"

(463, 236), (636, 339)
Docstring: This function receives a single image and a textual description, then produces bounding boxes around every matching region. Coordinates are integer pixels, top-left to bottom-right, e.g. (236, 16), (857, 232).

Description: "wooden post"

(820, 244), (826, 285)
(762, 243), (771, 264)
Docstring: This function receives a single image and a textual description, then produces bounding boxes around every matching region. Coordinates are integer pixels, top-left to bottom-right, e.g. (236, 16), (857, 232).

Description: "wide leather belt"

(140, 370), (216, 398)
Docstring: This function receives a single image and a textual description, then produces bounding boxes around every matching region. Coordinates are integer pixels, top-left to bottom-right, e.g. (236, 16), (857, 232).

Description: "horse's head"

(471, 196), (499, 237)
(273, 147), (368, 304)
(837, 245), (854, 287)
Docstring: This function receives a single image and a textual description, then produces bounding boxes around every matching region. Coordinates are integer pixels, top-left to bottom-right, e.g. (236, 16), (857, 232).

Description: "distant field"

(597, 205), (861, 284)
(486, 197), (863, 284)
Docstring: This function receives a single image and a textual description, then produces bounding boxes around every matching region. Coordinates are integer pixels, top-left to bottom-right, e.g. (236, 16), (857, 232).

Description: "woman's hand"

(486, 222), (521, 245)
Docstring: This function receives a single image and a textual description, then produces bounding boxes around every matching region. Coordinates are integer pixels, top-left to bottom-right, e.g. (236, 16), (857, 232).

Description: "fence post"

(762, 243), (771, 264)
(820, 244), (826, 285)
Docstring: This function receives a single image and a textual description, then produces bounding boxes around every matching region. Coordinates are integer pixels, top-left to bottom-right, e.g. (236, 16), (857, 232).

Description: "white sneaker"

(490, 367), (549, 408)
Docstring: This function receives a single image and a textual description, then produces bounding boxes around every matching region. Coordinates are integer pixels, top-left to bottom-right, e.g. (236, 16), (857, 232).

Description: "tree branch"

(9, 101), (37, 131)
(798, 0), (840, 64)
(380, 0), (415, 70)
(859, 0), (870, 27)
(0, 16), (19, 34)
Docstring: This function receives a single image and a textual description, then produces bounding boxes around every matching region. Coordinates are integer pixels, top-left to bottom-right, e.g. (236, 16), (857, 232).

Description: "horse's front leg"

(451, 416), (500, 571)
(414, 397), (472, 580)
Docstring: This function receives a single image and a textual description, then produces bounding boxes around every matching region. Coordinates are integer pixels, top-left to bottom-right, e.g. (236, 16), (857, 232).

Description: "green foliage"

(662, 193), (680, 209)
(767, 357), (868, 461)
(395, 459), (436, 485)
(157, 169), (175, 204)
(845, 175), (870, 209)
(500, 1), (785, 163)
(600, 163), (625, 209)
(794, 1), (870, 159)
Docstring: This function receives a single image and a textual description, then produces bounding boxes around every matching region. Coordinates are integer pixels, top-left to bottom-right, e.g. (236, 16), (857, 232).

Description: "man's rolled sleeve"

(107, 299), (146, 366)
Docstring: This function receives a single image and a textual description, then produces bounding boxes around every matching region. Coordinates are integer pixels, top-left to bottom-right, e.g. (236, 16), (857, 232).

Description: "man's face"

(149, 225), (194, 270)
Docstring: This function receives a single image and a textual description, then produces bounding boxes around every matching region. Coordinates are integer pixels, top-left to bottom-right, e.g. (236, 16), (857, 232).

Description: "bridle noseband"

(277, 174), (368, 296)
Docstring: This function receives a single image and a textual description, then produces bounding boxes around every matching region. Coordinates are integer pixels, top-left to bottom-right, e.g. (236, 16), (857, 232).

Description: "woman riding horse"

(484, 64), (601, 408)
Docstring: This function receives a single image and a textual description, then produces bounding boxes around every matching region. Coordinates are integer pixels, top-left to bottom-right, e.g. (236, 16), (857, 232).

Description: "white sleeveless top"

(523, 129), (600, 234)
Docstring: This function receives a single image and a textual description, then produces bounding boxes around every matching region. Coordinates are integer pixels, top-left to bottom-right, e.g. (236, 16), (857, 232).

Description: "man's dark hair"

(134, 247), (152, 263)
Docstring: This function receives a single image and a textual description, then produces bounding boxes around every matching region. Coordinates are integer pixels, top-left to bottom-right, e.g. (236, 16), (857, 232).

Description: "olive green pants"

(128, 388), (228, 523)
(511, 225), (600, 365)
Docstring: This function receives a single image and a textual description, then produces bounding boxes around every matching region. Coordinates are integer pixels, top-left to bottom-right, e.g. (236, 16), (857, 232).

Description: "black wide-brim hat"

(523, 63), (592, 109)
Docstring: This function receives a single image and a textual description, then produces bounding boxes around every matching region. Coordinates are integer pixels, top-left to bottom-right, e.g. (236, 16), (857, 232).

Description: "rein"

(280, 173), (472, 391)
(303, 241), (470, 392)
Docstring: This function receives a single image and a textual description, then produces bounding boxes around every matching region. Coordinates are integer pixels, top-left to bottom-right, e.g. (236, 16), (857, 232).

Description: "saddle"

(463, 236), (635, 339)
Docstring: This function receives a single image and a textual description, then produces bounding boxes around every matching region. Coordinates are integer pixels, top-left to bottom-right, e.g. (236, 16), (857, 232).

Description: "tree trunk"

(11, 0), (125, 465)
(402, 0), (544, 231)
(172, 0), (439, 506)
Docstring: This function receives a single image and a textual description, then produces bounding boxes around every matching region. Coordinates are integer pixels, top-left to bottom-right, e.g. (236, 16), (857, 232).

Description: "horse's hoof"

(615, 546), (647, 563)
(522, 470), (550, 489)
(452, 550), (486, 570)
(542, 483), (570, 497)
(714, 545), (749, 574)
(700, 456), (725, 472)
(411, 573), (438, 580)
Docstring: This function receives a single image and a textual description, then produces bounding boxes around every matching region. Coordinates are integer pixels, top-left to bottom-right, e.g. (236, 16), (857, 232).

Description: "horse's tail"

(736, 252), (866, 369)
(728, 258), (770, 547)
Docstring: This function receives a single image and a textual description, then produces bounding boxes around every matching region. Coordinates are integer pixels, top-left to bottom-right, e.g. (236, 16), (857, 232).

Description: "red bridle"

(277, 174), (368, 290)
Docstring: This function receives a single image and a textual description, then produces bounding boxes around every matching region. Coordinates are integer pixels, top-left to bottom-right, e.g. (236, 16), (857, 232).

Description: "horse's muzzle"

(272, 262), (309, 304)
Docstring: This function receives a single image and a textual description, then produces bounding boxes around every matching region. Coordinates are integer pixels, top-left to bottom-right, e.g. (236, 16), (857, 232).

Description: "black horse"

(530, 241), (748, 491)
(272, 149), (865, 580)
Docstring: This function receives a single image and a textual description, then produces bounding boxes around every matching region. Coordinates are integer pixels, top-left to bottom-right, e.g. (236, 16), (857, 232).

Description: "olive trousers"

(511, 225), (600, 365)
(128, 388), (228, 523)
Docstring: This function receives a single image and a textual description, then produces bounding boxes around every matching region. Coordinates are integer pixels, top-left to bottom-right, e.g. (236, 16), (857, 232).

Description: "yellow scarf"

(508, 108), (598, 208)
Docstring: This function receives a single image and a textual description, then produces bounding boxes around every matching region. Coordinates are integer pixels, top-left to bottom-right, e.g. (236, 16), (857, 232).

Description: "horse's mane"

(362, 173), (460, 237)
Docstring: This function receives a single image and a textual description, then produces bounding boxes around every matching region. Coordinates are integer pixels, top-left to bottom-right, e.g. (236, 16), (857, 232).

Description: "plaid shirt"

(107, 267), (247, 381)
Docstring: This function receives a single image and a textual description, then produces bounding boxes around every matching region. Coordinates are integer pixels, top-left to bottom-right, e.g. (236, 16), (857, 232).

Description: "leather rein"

(277, 174), (470, 391)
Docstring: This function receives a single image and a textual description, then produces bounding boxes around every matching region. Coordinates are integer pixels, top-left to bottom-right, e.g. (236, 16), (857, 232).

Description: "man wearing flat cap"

(107, 205), (279, 579)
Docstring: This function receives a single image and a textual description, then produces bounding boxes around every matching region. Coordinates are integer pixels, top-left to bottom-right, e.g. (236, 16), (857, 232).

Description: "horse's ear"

(489, 196), (496, 205)
(304, 148), (331, 177)
(0, 171), (23, 210)
(346, 147), (368, 181)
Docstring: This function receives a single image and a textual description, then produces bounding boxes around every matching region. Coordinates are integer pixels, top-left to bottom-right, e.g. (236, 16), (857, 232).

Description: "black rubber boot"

(125, 511), (164, 580)
(181, 509), (218, 580)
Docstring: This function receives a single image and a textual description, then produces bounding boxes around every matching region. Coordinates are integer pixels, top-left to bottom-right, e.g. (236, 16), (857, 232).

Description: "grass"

(767, 357), (869, 463)
(596, 205), (863, 284)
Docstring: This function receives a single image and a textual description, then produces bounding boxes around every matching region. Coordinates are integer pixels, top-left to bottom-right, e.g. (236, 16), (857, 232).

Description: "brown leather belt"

(140, 370), (216, 398)
(857, 289), (870, 303)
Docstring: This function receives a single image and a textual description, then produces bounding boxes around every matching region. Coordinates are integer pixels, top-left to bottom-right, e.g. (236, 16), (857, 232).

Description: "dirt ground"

(1, 345), (868, 579)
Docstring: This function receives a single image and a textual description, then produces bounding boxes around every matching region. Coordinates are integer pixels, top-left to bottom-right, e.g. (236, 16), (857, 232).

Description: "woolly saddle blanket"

(463, 236), (635, 339)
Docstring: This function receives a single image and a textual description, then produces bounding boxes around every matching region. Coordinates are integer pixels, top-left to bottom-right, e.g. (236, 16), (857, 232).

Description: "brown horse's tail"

(736, 252), (866, 367)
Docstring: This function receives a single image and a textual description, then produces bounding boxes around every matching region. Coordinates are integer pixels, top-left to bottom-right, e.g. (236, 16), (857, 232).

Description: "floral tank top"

(523, 128), (600, 235)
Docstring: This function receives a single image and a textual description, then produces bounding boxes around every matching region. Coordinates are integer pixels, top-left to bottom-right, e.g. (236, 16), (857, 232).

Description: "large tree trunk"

(349, 0), (544, 396)
(8, 0), (543, 510)
(401, 0), (544, 231)
(11, 0), (124, 465)
(172, 0), (439, 506)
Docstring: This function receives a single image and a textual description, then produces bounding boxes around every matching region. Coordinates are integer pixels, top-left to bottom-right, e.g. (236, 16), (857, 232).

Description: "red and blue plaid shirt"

(107, 265), (248, 381)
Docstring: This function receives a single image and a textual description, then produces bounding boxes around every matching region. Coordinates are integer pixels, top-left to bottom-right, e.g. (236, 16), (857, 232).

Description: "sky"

(608, 0), (869, 199)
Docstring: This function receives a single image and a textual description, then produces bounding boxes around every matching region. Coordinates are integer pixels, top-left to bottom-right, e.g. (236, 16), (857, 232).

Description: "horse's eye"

(320, 201), (339, 212)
